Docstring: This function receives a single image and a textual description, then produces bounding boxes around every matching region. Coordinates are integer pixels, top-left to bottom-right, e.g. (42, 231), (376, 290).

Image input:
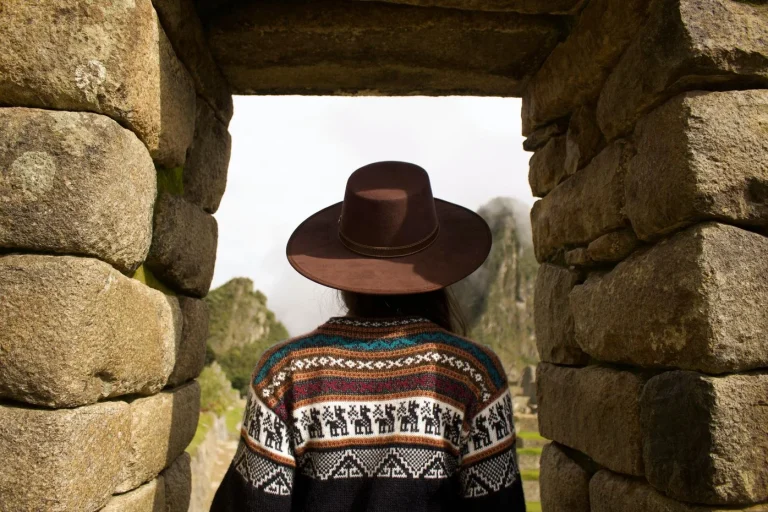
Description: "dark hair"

(337, 288), (468, 336)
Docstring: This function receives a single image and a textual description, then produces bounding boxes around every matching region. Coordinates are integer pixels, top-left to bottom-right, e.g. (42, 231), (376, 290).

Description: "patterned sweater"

(210, 315), (526, 512)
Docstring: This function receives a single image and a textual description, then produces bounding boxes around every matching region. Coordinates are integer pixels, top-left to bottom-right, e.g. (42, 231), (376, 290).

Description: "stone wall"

(526, 0), (768, 509)
(0, 1), (231, 510)
(2, 0), (767, 509)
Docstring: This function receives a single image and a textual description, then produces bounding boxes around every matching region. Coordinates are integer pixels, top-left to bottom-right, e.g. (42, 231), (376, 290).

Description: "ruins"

(1, 0), (767, 510)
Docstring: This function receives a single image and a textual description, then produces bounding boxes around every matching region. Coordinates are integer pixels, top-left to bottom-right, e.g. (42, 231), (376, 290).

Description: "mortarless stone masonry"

(571, 223), (768, 374)
(0, 108), (156, 272)
(1, 0), (767, 508)
(0, 0), (196, 168)
(0, 254), (181, 408)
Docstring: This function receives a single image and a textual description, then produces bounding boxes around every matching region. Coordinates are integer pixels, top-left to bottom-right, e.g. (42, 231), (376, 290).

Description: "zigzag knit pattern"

(211, 315), (526, 512)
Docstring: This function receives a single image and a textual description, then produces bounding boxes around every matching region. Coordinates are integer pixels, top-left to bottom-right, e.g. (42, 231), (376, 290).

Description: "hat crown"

(339, 162), (439, 253)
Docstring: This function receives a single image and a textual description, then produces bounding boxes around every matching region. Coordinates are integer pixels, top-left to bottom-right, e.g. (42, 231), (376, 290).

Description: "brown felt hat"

(286, 161), (492, 295)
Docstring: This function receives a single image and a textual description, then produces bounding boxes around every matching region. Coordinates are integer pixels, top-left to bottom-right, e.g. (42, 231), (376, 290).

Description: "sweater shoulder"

(429, 328), (509, 390)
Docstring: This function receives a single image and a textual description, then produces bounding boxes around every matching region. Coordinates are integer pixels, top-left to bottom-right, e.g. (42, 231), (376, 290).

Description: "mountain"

(205, 278), (289, 394)
(205, 277), (289, 354)
(449, 197), (538, 384)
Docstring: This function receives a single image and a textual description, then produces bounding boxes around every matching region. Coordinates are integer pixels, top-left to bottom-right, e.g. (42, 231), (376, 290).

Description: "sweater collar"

(321, 314), (434, 329)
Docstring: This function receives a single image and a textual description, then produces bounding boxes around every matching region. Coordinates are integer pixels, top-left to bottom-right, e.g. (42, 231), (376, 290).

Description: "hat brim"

(286, 198), (492, 295)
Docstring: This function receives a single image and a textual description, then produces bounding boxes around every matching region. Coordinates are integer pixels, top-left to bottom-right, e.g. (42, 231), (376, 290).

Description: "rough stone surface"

(534, 264), (589, 365)
(353, 0), (584, 14)
(586, 229), (639, 263)
(537, 363), (645, 476)
(183, 100), (232, 213)
(571, 222), (768, 374)
(564, 104), (605, 176)
(152, 0), (234, 122)
(642, 371), (768, 506)
(564, 248), (591, 267)
(590, 470), (768, 512)
(0, 0), (196, 167)
(0, 254), (181, 408)
(531, 140), (630, 262)
(521, 0), (652, 133)
(117, 382), (201, 493)
(167, 297), (210, 387)
(597, 0), (768, 140)
(0, 108), (155, 273)
(0, 401), (130, 512)
(540, 443), (591, 512)
(162, 453), (192, 512)
(529, 135), (567, 197)
(208, 0), (564, 96)
(146, 193), (218, 297)
(101, 478), (165, 512)
(522, 118), (568, 152)
(627, 90), (768, 241)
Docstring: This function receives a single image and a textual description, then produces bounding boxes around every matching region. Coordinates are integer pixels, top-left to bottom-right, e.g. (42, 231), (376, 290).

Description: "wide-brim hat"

(286, 161), (492, 295)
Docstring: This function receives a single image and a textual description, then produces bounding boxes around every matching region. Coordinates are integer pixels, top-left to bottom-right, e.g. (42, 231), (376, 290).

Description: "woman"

(211, 161), (526, 511)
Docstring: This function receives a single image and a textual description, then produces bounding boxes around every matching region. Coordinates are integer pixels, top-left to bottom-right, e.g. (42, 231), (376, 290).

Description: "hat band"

(338, 221), (440, 258)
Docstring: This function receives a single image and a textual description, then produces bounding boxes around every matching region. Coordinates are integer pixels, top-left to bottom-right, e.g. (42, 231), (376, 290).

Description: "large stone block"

(642, 371), (768, 506)
(586, 229), (639, 263)
(528, 135), (567, 197)
(534, 263), (589, 365)
(540, 443), (591, 512)
(146, 193), (218, 297)
(207, 0), (564, 96)
(521, 0), (652, 133)
(162, 453), (192, 512)
(0, 401), (130, 512)
(537, 363), (645, 476)
(167, 297), (209, 387)
(531, 141), (629, 262)
(590, 470), (768, 512)
(101, 478), (166, 512)
(353, 0), (584, 14)
(183, 100), (232, 213)
(570, 222), (768, 374)
(0, 255), (181, 408)
(0, 108), (155, 273)
(523, 118), (568, 152)
(0, 0), (196, 167)
(627, 90), (768, 241)
(564, 104), (605, 176)
(152, 0), (234, 123)
(117, 382), (201, 493)
(597, 0), (768, 140)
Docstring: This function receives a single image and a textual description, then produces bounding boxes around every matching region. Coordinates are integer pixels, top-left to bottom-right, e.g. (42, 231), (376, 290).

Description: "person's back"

(211, 161), (526, 510)
(211, 314), (525, 512)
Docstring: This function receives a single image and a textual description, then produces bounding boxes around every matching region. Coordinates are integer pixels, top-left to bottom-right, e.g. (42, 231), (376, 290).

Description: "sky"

(211, 96), (533, 336)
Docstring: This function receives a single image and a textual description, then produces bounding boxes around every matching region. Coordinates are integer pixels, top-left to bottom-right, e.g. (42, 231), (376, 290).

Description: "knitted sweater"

(210, 315), (526, 512)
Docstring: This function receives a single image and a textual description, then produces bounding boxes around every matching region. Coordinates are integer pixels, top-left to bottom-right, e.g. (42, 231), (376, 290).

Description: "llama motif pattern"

(220, 316), (524, 511)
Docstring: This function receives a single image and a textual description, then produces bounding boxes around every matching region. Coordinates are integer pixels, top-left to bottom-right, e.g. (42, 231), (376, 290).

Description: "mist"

(212, 96), (533, 335)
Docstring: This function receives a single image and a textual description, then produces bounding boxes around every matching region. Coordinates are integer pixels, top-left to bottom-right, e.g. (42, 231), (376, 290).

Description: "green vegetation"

(130, 264), (175, 295)
(205, 278), (289, 396)
(156, 165), (184, 195)
(187, 411), (215, 457)
(198, 363), (241, 416)
(517, 431), (546, 441)
(521, 469), (540, 481)
(517, 447), (543, 457)
(225, 407), (245, 436)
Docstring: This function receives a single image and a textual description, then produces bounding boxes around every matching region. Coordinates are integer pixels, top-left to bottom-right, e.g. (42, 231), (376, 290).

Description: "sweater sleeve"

(210, 384), (296, 512)
(456, 387), (526, 511)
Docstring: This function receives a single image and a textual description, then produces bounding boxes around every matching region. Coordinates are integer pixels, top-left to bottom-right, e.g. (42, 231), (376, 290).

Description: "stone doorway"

(1, 0), (767, 510)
